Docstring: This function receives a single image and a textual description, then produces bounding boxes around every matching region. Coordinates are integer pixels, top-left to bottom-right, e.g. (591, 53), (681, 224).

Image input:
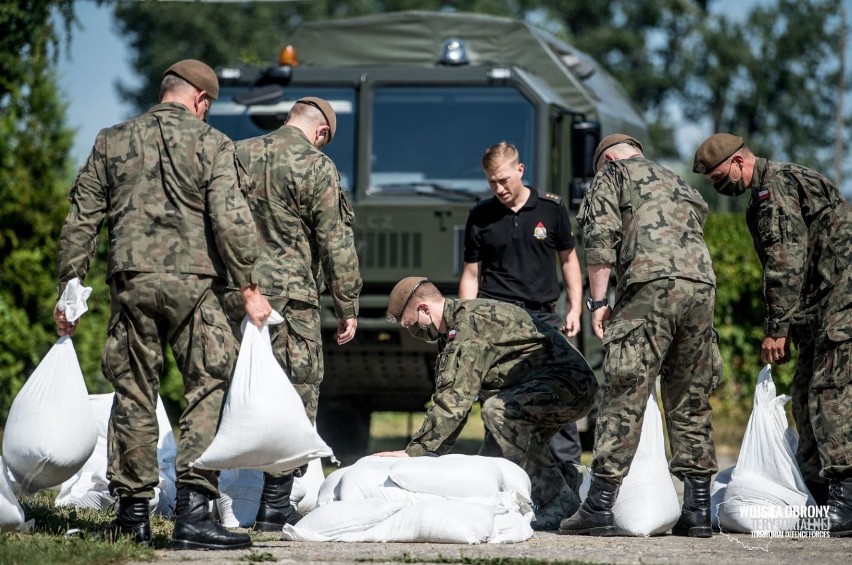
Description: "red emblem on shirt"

(533, 222), (547, 240)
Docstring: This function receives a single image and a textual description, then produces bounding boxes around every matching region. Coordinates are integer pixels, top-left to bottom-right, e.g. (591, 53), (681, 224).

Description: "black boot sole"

(558, 526), (617, 536)
(671, 526), (712, 538)
(253, 520), (286, 532)
(170, 538), (252, 550)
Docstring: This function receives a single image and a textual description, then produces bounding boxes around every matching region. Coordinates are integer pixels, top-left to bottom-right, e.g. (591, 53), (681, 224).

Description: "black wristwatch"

(585, 297), (609, 312)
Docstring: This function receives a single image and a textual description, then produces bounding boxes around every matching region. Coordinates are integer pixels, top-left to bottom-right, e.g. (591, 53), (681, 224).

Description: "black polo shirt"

(463, 187), (576, 306)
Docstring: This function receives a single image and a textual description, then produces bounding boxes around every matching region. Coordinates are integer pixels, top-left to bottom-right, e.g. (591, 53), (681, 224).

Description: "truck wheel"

(317, 404), (371, 464)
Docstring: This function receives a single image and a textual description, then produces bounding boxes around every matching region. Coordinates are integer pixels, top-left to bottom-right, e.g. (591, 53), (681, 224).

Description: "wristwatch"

(585, 297), (609, 312)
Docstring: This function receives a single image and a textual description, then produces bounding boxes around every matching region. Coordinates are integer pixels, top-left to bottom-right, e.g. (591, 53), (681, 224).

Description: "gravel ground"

(132, 530), (852, 565)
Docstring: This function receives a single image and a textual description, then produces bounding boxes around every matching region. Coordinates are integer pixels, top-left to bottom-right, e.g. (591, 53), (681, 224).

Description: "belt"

(509, 300), (556, 314)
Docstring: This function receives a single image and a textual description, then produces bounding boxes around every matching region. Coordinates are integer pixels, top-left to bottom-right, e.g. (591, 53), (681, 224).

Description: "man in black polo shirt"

(459, 141), (586, 490)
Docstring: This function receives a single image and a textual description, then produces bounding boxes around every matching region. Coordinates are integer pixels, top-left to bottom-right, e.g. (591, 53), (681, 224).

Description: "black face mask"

(713, 162), (748, 196)
(407, 313), (440, 342)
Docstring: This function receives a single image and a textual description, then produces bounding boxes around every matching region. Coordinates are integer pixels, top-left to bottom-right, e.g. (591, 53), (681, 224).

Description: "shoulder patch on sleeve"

(542, 193), (563, 205)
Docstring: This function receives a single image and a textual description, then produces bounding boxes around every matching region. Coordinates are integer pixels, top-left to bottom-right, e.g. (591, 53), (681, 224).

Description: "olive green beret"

(164, 59), (219, 100)
(386, 277), (429, 323)
(593, 134), (643, 171)
(692, 133), (744, 174)
(295, 96), (337, 142)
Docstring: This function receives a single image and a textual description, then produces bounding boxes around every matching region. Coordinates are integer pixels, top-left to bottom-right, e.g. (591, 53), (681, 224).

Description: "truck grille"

(358, 231), (423, 269)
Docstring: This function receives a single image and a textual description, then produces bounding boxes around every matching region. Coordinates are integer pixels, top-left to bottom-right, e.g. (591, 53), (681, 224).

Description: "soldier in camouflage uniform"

(54, 60), (271, 550)
(694, 133), (852, 536)
(560, 134), (722, 538)
(227, 96), (362, 532)
(380, 277), (598, 531)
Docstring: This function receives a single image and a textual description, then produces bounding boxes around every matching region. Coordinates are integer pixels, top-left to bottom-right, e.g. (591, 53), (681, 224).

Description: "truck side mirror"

(570, 121), (600, 208)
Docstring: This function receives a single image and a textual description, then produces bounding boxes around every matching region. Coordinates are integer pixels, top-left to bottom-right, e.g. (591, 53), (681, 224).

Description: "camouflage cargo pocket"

(101, 313), (131, 383)
(711, 327), (724, 391)
(198, 303), (235, 381)
(602, 318), (646, 388)
(812, 309), (852, 390)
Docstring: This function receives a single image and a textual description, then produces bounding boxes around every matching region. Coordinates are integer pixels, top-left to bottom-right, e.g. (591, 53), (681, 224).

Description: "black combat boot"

(105, 497), (151, 545)
(805, 478), (830, 506)
(253, 472), (302, 532)
(558, 475), (618, 536)
(672, 475), (712, 537)
(827, 477), (852, 537)
(171, 487), (252, 550)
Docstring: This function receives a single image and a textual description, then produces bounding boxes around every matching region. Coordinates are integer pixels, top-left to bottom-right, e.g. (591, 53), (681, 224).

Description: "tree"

(0, 1), (105, 419)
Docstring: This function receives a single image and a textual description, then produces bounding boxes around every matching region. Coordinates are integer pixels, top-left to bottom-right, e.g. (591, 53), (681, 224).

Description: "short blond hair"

(482, 142), (519, 172)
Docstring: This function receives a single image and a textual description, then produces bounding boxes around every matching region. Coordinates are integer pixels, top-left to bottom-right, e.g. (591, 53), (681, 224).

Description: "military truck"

(208, 10), (648, 458)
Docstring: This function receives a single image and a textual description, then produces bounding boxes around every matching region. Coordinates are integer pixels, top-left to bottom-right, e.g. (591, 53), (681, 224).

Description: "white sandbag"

(316, 465), (347, 507)
(54, 393), (178, 517)
(192, 311), (332, 473)
(579, 393), (680, 536)
(3, 336), (97, 493)
(338, 500), (495, 543)
(490, 509), (535, 544)
(216, 468), (264, 528)
(0, 457), (26, 532)
(489, 456), (533, 504)
(710, 466), (734, 529)
(332, 456), (423, 504)
(292, 458), (325, 514)
(290, 499), (409, 537)
(718, 365), (813, 533)
(57, 277), (93, 323)
(388, 454), (503, 498)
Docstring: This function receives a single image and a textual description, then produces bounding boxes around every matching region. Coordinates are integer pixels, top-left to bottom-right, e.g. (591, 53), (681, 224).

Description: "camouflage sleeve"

(578, 167), (622, 267)
(405, 341), (491, 456)
(57, 131), (109, 298)
(749, 175), (808, 337)
(309, 157), (362, 319)
(206, 138), (259, 289)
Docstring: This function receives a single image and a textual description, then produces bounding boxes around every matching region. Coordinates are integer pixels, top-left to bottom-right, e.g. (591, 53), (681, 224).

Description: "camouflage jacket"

(746, 158), (852, 338)
(406, 298), (594, 457)
(57, 102), (258, 295)
(236, 125), (361, 318)
(579, 156), (715, 299)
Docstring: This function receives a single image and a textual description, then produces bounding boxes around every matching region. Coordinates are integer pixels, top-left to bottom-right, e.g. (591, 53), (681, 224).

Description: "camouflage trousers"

(226, 293), (323, 480)
(103, 272), (235, 499)
(591, 277), (721, 484)
(478, 368), (597, 527)
(793, 307), (852, 485)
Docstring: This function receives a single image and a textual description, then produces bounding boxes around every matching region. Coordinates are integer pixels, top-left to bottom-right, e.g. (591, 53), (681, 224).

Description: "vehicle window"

(208, 87), (356, 193)
(369, 86), (536, 196)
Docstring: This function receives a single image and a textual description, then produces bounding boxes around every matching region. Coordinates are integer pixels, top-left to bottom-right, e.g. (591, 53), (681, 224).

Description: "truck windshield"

(369, 86), (536, 197)
(208, 87), (356, 193)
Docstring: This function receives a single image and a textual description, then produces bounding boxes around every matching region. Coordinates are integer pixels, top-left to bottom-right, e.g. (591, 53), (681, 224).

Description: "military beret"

(692, 133), (744, 174)
(164, 59), (219, 100)
(295, 96), (337, 142)
(593, 134), (643, 171)
(386, 276), (429, 323)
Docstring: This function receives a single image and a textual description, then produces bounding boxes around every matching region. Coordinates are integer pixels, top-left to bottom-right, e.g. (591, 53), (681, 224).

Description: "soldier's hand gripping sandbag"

(192, 310), (333, 473)
(2, 278), (98, 493)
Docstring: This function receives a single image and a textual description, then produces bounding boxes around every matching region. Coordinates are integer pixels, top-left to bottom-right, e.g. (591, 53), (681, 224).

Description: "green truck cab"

(208, 10), (648, 458)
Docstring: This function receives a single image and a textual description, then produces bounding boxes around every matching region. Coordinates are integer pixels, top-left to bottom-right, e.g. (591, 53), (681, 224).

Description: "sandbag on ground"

(287, 454), (533, 543)
(579, 393), (680, 536)
(717, 365), (813, 533)
(54, 393), (177, 517)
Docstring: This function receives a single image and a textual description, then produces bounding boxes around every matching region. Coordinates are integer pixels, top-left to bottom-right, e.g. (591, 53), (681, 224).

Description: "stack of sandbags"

(54, 393), (178, 517)
(282, 454), (534, 544)
(578, 393), (681, 536)
(715, 365), (813, 533)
